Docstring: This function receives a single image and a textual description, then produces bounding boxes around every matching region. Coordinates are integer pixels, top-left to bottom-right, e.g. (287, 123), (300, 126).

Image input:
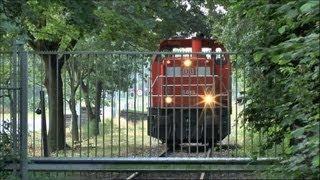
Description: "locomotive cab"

(148, 37), (231, 148)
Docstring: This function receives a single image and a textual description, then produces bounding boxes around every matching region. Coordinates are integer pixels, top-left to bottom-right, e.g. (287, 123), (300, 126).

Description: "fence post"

(39, 90), (49, 157)
(17, 42), (28, 180)
(10, 42), (18, 175)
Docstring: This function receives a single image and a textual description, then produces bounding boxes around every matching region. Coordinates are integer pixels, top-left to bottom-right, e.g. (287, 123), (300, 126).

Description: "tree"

(207, 0), (319, 177)
(1, 0), (211, 152)
(1, 0), (98, 152)
(70, 0), (212, 136)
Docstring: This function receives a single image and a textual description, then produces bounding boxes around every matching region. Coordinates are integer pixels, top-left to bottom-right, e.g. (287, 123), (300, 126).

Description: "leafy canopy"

(207, 0), (319, 178)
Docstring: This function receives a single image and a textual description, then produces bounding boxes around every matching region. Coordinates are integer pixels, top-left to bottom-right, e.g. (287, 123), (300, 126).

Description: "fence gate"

(1, 43), (28, 179)
(1, 42), (281, 179)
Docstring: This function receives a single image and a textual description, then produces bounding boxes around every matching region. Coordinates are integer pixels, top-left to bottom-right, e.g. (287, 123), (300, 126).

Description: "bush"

(0, 121), (14, 179)
(210, 0), (319, 178)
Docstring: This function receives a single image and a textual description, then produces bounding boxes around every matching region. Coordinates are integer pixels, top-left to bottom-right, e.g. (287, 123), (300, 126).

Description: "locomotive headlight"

(183, 59), (192, 67)
(203, 94), (215, 104)
(165, 96), (173, 104)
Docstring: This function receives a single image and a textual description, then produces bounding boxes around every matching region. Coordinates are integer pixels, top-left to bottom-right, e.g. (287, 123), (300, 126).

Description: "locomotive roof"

(159, 38), (222, 50)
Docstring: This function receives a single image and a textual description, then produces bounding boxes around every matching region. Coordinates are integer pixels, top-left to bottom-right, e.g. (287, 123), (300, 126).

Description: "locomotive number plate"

(166, 67), (211, 76)
(182, 89), (196, 95)
(182, 68), (195, 75)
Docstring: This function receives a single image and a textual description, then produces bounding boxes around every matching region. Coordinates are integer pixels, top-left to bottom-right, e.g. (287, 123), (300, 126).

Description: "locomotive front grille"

(151, 75), (228, 108)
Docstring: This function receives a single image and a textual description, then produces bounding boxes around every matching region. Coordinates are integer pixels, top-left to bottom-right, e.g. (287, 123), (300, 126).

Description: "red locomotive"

(148, 37), (231, 148)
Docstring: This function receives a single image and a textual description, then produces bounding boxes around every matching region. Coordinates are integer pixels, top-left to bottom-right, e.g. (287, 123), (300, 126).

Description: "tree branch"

(26, 30), (37, 50)
(58, 39), (78, 69)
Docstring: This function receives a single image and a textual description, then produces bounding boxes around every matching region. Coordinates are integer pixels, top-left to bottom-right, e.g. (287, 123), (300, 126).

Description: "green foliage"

(0, 122), (14, 179)
(209, 0), (319, 178)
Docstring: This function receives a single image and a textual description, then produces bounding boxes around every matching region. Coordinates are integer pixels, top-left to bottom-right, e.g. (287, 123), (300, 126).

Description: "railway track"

(126, 149), (169, 180)
(126, 145), (212, 180)
(199, 148), (212, 180)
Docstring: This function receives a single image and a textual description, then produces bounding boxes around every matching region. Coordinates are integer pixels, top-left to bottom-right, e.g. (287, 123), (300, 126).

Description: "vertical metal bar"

(133, 61), (137, 156)
(273, 75), (278, 158)
(165, 54), (168, 155)
(56, 53), (59, 157)
(141, 56), (145, 154)
(157, 55), (161, 154)
(79, 55), (82, 157)
(70, 55), (74, 157)
(40, 54), (44, 156)
(251, 125), (254, 156)
(259, 128), (262, 157)
(11, 45), (18, 159)
(219, 52), (223, 153)
(118, 55), (121, 157)
(211, 51), (215, 154)
(32, 54), (35, 157)
(243, 67), (246, 156)
(40, 90), (48, 157)
(227, 54), (231, 157)
(18, 42), (28, 180)
(95, 54), (98, 157)
(87, 54), (90, 158)
(282, 133), (285, 157)
(1, 53), (4, 161)
(204, 53), (207, 154)
(63, 54), (67, 158)
(111, 79), (114, 157)
(274, 127), (277, 157)
(188, 53), (191, 155)
(0, 53), (2, 145)
(126, 57), (129, 157)
(235, 55), (238, 157)
(17, 52), (21, 159)
(102, 56), (106, 157)
(196, 53), (199, 155)
(180, 53), (183, 153)
(172, 53), (176, 153)
(148, 55), (152, 156)
(102, 90), (105, 157)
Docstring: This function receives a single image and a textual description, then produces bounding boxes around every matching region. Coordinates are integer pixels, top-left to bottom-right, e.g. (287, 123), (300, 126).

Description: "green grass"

(27, 117), (165, 157)
(7, 100), (286, 158)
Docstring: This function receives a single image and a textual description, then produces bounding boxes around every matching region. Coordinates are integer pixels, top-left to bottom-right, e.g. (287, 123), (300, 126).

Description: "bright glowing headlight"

(183, 59), (192, 67)
(165, 96), (173, 104)
(203, 94), (215, 104)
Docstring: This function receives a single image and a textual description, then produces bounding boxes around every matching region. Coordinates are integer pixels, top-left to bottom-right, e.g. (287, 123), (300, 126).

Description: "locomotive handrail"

(151, 75), (161, 88)
(151, 75), (219, 88)
(158, 75), (219, 78)
(151, 94), (229, 97)
(163, 84), (215, 87)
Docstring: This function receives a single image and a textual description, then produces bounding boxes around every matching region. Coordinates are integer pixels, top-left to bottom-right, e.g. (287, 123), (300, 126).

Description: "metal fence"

(0, 44), (282, 179)
(0, 43), (28, 179)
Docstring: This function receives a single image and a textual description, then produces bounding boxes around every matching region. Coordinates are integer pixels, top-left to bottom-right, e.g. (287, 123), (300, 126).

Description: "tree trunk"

(66, 60), (80, 142)
(93, 80), (103, 135)
(43, 54), (65, 152)
(68, 95), (79, 142)
(80, 80), (97, 136)
(80, 80), (95, 120)
(80, 79), (103, 136)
